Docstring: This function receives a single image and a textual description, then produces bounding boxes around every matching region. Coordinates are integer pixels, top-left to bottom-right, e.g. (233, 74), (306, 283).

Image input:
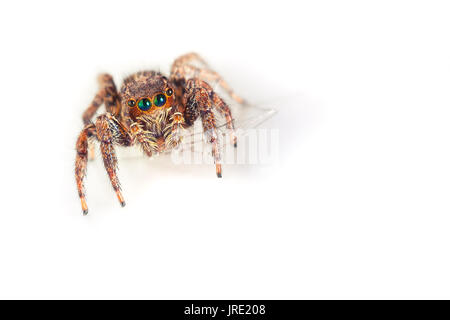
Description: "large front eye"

(153, 94), (166, 107)
(138, 98), (151, 111)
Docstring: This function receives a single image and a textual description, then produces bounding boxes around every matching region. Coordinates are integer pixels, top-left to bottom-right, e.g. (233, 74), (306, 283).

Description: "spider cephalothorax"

(120, 71), (180, 153)
(75, 53), (241, 214)
(120, 71), (175, 120)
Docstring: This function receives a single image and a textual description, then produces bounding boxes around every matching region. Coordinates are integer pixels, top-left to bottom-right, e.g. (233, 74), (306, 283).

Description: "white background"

(0, 0), (449, 299)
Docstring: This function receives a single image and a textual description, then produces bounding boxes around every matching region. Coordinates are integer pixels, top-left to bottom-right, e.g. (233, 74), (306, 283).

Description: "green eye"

(153, 94), (166, 107)
(138, 98), (151, 111)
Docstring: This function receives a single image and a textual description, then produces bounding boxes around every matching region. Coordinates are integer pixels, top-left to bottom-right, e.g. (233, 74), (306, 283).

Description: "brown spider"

(75, 53), (244, 215)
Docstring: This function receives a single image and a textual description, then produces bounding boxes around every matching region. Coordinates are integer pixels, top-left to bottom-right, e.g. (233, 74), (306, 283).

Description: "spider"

(75, 53), (245, 215)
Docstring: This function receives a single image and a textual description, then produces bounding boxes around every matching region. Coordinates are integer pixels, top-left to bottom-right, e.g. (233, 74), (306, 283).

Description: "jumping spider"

(75, 53), (245, 215)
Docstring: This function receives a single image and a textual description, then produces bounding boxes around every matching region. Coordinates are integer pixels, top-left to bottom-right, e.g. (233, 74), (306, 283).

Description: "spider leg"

(82, 74), (123, 162)
(82, 74), (122, 124)
(95, 114), (132, 208)
(171, 53), (245, 104)
(210, 91), (237, 147)
(75, 123), (96, 215)
(184, 79), (225, 178)
(75, 113), (132, 214)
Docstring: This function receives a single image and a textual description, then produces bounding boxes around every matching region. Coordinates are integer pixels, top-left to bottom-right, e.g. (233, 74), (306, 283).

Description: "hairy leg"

(82, 74), (122, 125)
(171, 53), (245, 104)
(95, 113), (132, 208)
(75, 113), (132, 214)
(183, 79), (237, 146)
(75, 123), (96, 215)
(81, 74), (123, 162)
(184, 79), (225, 177)
(210, 91), (237, 147)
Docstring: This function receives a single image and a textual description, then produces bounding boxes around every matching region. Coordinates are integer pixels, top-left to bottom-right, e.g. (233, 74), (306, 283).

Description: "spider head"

(121, 71), (175, 120)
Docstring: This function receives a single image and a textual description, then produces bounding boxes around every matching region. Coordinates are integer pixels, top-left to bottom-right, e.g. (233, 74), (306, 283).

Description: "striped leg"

(185, 79), (223, 178)
(75, 123), (96, 215)
(171, 53), (245, 104)
(82, 74), (121, 125)
(95, 114), (132, 208)
(75, 113), (132, 215)
(210, 91), (237, 147)
(82, 74), (122, 161)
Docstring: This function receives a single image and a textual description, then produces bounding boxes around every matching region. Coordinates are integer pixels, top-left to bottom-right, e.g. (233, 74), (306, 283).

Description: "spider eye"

(137, 98), (151, 111)
(128, 99), (136, 107)
(166, 88), (173, 96)
(153, 94), (166, 107)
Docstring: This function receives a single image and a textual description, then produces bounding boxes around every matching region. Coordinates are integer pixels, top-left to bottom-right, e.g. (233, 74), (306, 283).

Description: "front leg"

(184, 79), (223, 178)
(75, 123), (96, 214)
(75, 113), (132, 214)
(95, 113), (132, 209)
